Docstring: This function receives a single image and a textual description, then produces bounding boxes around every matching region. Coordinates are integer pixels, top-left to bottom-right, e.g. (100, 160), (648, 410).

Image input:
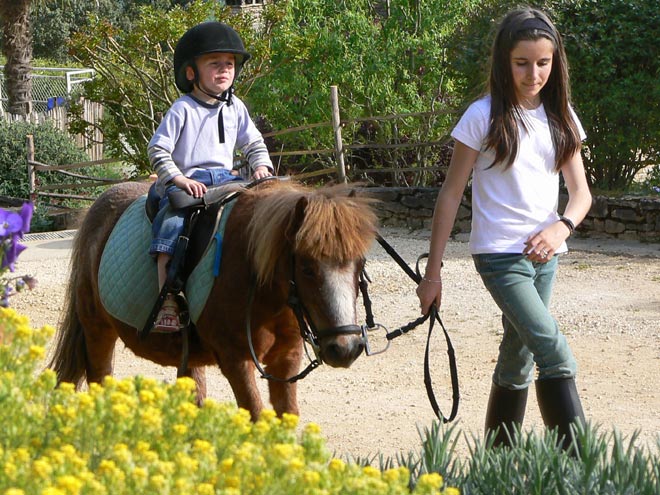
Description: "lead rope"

(374, 233), (460, 423)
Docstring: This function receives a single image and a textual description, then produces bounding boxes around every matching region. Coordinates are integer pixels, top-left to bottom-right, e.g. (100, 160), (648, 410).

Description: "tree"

(0, 0), (34, 115)
(68, 0), (276, 171)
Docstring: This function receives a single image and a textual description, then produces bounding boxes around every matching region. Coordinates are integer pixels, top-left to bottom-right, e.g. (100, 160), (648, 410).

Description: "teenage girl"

(417, 7), (592, 450)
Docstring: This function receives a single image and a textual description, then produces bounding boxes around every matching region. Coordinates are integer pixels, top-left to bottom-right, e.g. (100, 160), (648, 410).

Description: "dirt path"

(13, 228), (660, 459)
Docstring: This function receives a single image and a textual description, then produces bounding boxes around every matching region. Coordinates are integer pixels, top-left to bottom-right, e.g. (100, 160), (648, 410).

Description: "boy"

(149, 21), (273, 332)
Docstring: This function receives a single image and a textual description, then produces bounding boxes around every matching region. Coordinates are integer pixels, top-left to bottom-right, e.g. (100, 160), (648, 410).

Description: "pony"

(48, 179), (379, 419)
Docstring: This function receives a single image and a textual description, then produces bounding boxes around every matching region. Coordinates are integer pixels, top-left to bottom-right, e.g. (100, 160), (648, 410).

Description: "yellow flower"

(77, 393), (94, 412)
(41, 325), (56, 338)
(362, 465), (381, 479)
(58, 382), (75, 394)
(259, 409), (277, 422)
(254, 420), (270, 435)
(1, 462), (16, 480)
(116, 379), (135, 395)
(416, 472), (444, 491)
(303, 470), (321, 485)
(272, 443), (295, 460)
(177, 402), (199, 421)
(444, 488), (461, 495)
(12, 448), (30, 463)
(4, 489), (26, 495)
(172, 423), (188, 436)
(29, 345), (45, 360)
(32, 459), (54, 479)
(131, 467), (148, 481)
(224, 476), (240, 489)
(192, 439), (213, 454)
(328, 458), (345, 473)
(304, 422), (321, 435)
(40, 488), (66, 495)
(196, 483), (215, 495)
(281, 412), (299, 430)
(220, 458), (234, 473)
(56, 475), (83, 495)
(149, 474), (166, 491)
(110, 403), (131, 419)
(173, 376), (196, 394)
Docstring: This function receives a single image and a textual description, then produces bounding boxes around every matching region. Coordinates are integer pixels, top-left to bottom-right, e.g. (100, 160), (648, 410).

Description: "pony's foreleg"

(218, 358), (265, 421)
(262, 337), (303, 417)
(178, 366), (207, 406)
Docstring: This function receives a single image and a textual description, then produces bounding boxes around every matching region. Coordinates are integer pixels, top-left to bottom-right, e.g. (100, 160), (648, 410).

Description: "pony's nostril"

(323, 343), (343, 363)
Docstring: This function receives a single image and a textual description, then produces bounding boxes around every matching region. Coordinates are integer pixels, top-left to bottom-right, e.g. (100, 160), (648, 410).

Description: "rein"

(371, 234), (460, 423)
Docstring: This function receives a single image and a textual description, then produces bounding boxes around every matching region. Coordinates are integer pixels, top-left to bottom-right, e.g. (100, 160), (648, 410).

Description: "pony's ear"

(286, 195), (308, 243)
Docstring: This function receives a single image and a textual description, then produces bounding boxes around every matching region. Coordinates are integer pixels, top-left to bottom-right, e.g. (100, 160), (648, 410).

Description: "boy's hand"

(172, 175), (207, 198)
(252, 166), (273, 180)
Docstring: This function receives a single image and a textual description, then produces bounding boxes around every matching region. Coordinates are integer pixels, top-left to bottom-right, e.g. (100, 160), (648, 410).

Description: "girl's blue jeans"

(150, 168), (242, 256)
(472, 253), (577, 390)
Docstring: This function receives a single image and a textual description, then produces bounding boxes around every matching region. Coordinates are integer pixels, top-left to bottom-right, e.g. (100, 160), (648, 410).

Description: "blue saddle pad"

(98, 195), (234, 329)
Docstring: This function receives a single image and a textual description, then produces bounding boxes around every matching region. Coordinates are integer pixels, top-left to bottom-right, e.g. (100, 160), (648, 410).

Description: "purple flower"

(1, 239), (27, 272)
(18, 202), (33, 236)
(0, 209), (23, 237)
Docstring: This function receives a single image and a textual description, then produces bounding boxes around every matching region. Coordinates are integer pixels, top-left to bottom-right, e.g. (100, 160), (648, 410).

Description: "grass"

(353, 422), (660, 495)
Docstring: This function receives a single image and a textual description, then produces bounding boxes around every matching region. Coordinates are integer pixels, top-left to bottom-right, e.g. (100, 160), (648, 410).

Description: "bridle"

(245, 254), (365, 384)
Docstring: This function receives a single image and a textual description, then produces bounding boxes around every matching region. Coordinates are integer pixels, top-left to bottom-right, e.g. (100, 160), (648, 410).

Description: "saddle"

(141, 181), (248, 338)
(141, 176), (281, 338)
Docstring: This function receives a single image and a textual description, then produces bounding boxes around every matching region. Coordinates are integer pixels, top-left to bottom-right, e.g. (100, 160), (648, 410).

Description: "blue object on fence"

(46, 96), (67, 111)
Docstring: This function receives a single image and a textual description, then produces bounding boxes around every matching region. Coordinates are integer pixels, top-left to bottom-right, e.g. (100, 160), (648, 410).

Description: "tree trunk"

(0, 0), (33, 115)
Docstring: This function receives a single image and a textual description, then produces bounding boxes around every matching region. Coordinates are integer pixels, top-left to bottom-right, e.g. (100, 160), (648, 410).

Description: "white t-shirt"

(450, 95), (586, 255)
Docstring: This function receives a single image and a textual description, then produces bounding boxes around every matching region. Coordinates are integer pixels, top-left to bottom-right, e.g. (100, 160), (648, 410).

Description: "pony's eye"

(300, 261), (315, 278)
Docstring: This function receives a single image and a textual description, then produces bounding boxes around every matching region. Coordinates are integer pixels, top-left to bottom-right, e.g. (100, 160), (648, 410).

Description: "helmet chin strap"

(192, 69), (233, 144)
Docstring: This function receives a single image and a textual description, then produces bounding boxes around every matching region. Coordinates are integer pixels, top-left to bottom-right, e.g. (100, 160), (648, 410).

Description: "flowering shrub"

(0, 307), (458, 495)
(0, 204), (37, 307)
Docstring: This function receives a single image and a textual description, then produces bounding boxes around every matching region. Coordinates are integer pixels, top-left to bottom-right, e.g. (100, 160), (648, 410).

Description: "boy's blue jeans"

(472, 253), (577, 390)
(150, 168), (242, 256)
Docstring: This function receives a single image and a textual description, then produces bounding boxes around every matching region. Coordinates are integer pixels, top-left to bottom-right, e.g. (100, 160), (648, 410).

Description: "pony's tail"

(47, 236), (88, 389)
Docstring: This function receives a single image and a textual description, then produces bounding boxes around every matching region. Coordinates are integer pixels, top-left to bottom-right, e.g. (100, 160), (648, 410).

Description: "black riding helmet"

(173, 21), (251, 94)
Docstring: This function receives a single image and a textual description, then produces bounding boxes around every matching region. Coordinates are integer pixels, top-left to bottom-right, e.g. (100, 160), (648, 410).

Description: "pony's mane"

(246, 181), (378, 285)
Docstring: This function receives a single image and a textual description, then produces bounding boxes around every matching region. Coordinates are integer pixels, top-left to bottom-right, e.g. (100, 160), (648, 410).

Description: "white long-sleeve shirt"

(148, 93), (272, 195)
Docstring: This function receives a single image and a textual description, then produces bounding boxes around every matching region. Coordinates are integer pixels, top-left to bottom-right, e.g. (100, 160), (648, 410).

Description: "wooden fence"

(4, 99), (104, 161)
(26, 85), (452, 204)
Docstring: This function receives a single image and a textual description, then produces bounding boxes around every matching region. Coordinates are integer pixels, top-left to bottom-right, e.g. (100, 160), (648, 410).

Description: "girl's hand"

(252, 166), (273, 180)
(416, 277), (443, 315)
(171, 175), (207, 198)
(523, 221), (571, 262)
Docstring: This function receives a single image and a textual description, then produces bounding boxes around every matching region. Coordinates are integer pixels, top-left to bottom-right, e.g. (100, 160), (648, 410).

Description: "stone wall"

(364, 187), (660, 242)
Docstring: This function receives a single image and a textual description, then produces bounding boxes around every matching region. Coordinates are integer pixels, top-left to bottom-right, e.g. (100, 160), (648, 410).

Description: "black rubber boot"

(484, 382), (529, 448)
(535, 377), (585, 453)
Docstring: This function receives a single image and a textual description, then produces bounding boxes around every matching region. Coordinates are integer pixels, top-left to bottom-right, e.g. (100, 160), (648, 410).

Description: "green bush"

(0, 307), (458, 495)
(0, 121), (89, 200)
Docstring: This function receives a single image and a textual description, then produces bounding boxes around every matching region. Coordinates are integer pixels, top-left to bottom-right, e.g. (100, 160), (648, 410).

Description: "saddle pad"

(98, 195), (236, 329)
(98, 195), (159, 329)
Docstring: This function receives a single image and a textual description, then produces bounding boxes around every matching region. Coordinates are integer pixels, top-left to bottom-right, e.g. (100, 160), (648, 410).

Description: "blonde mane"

(247, 181), (378, 285)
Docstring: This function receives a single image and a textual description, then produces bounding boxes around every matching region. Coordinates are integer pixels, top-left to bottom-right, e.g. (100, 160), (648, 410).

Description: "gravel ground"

(12, 227), (660, 459)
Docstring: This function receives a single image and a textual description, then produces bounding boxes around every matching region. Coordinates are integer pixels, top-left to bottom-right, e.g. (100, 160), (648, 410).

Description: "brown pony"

(48, 180), (378, 419)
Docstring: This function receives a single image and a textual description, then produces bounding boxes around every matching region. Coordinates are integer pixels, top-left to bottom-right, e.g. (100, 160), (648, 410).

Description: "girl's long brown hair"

(485, 8), (581, 171)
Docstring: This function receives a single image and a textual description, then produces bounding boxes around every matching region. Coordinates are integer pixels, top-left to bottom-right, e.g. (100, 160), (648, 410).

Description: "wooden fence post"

(26, 134), (37, 204)
(330, 85), (346, 183)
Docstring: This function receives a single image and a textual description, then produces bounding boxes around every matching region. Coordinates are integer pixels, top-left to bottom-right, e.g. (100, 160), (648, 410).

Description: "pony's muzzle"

(317, 325), (365, 368)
